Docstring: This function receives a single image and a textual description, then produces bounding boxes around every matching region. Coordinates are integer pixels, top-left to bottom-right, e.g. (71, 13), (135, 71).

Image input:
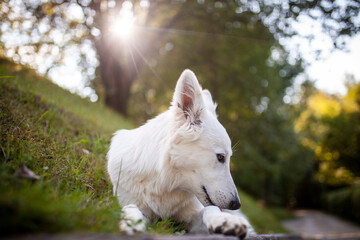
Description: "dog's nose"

(228, 198), (241, 210)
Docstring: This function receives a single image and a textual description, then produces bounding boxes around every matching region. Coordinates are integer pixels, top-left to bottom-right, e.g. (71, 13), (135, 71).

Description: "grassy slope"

(239, 190), (293, 234)
(0, 58), (132, 235)
(0, 58), (290, 235)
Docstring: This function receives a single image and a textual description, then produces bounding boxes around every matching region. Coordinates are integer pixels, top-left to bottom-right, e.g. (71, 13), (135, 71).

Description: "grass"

(239, 190), (293, 234)
(0, 57), (292, 236)
(0, 58), (132, 235)
(0, 58), (133, 135)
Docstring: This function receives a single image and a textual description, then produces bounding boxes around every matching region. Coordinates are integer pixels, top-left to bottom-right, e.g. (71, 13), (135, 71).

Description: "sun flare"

(110, 9), (135, 39)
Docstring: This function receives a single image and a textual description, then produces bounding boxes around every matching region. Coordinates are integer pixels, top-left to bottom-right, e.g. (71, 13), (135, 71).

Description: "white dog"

(107, 70), (255, 238)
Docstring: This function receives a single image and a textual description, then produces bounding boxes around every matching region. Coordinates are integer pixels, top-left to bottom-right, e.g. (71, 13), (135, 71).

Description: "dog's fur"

(107, 70), (255, 238)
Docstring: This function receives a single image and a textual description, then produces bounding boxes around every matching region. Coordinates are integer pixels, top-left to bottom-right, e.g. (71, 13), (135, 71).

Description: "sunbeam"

(109, 2), (135, 40)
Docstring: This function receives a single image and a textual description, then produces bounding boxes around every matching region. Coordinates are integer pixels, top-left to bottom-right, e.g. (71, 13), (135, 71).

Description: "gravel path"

(282, 210), (360, 239)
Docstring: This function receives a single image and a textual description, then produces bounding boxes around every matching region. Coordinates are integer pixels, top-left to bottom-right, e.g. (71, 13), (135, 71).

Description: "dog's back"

(107, 111), (188, 218)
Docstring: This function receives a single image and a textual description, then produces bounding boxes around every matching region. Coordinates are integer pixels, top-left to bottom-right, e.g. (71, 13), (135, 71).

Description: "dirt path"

(282, 210), (360, 239)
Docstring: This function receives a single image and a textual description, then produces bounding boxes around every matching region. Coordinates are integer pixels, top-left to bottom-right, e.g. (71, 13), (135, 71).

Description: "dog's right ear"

(173, 69), (204, 125)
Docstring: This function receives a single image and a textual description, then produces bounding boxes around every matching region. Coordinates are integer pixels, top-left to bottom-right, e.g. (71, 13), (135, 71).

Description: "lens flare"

(110, 11), (134, 39)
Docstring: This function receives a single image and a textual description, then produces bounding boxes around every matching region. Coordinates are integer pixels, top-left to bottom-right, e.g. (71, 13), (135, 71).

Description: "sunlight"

(109, 3), (135, 40)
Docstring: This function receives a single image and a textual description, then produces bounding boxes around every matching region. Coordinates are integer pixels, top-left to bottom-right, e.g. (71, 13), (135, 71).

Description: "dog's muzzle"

(202, 186), (215, 206)
(202, 186), (241, 210)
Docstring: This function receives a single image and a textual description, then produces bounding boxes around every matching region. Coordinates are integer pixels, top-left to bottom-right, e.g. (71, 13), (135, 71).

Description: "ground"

(283, 210), (360, 239)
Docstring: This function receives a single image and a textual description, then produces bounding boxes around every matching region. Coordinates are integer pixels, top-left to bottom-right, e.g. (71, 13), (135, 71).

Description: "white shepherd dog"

(107, 70), (255, 238)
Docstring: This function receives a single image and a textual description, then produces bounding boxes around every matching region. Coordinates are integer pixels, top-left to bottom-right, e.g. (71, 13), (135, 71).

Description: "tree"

(295, 78), (360, 187)
(1, 0), (359, 115)
(90, 1), (191, 115)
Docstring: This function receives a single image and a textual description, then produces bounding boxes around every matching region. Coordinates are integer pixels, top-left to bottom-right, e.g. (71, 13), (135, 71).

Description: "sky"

(282, 12), (360, 96)
(305, 35), (360, 95)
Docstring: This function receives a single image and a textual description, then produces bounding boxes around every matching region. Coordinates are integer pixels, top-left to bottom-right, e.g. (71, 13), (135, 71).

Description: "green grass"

(0, 58), (133, 135)
(0, 58), (130, 235)
(239, 190), (293, 234)
(0, 57), (292, 236)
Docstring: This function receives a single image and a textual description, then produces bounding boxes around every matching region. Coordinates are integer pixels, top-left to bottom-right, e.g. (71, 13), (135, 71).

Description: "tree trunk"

(96, 37), (136, 116)
(92, 0), (140, 116)
(91, 0), (185, 116)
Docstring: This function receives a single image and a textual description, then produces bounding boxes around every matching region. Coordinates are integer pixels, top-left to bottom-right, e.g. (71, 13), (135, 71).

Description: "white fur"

(107, 69), (255, 238)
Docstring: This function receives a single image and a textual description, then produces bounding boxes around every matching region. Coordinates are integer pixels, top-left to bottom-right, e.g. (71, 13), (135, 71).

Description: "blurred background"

(1, 0), (360, 234)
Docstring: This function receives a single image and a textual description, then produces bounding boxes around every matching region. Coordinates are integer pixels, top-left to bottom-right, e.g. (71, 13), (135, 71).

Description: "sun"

(109, 6), (135, 39)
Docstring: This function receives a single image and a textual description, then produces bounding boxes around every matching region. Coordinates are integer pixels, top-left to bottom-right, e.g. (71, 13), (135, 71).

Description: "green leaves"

(296, 81), (360, 187)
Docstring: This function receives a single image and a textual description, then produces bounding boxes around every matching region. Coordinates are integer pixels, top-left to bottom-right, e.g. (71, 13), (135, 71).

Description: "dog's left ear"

(173, 69), (204, 125)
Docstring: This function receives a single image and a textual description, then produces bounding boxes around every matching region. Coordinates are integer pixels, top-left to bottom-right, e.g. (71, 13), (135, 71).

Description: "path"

(282, 210), (360, 239)
(3, 233), (302, 240)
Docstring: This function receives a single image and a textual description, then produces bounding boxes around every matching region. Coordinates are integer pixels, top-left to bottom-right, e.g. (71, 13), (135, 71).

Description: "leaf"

(14, 164), (40, 180)
(82, 148), (90, 155)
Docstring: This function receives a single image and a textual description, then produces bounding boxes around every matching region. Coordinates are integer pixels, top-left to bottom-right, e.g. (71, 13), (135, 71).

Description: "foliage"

(1, 0), (359, 114)
(1, 0), (359, 72)
(0, 58), (290, 235)
(295, 79), (360, 187)
(258, 0), (360, 47)
(325, 186), (360, 223)
(239, 190), (293, 234)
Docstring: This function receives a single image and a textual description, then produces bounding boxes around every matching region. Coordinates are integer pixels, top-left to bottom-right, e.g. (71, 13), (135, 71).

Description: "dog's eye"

(216, 154), (225, 163)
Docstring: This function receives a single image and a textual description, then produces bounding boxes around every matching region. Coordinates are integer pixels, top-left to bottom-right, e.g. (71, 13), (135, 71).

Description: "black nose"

(229, 198), (241, 210)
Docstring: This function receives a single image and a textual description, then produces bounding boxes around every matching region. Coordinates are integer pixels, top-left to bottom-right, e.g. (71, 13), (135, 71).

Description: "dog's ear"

(202, 89), (217, 116)
(173, 69), (204, 125)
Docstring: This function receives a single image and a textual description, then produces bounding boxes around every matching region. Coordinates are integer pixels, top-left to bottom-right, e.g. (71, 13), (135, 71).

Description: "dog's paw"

(203, 207), (248, 238)
(119, 218), (146, 235)
(119, 204), (147, 235)
(207, 214), (247, 238)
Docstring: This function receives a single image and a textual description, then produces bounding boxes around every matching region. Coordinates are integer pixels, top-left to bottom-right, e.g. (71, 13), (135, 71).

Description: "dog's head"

(169, 69), (241, 210)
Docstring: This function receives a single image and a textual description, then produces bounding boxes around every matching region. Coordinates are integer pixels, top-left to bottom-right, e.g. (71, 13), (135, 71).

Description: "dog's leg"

(119, 204), (147, 235)
(179, 199), (210, 234)
(201, 206), (249, 238)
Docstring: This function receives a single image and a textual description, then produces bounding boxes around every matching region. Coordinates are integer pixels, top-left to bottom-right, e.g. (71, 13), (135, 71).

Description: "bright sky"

(282, 13), (360, 96)
(306, 35), (360, 95)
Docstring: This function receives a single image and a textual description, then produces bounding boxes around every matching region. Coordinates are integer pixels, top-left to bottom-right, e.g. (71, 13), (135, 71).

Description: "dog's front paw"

(203, 207), (248, 238)
(119, 204), (147, 235)
(120, 218), (146, 235)
(207, 214), (247, 238)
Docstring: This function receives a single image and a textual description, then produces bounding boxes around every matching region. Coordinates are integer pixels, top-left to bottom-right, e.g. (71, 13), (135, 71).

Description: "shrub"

(325, 186), (360, 223)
